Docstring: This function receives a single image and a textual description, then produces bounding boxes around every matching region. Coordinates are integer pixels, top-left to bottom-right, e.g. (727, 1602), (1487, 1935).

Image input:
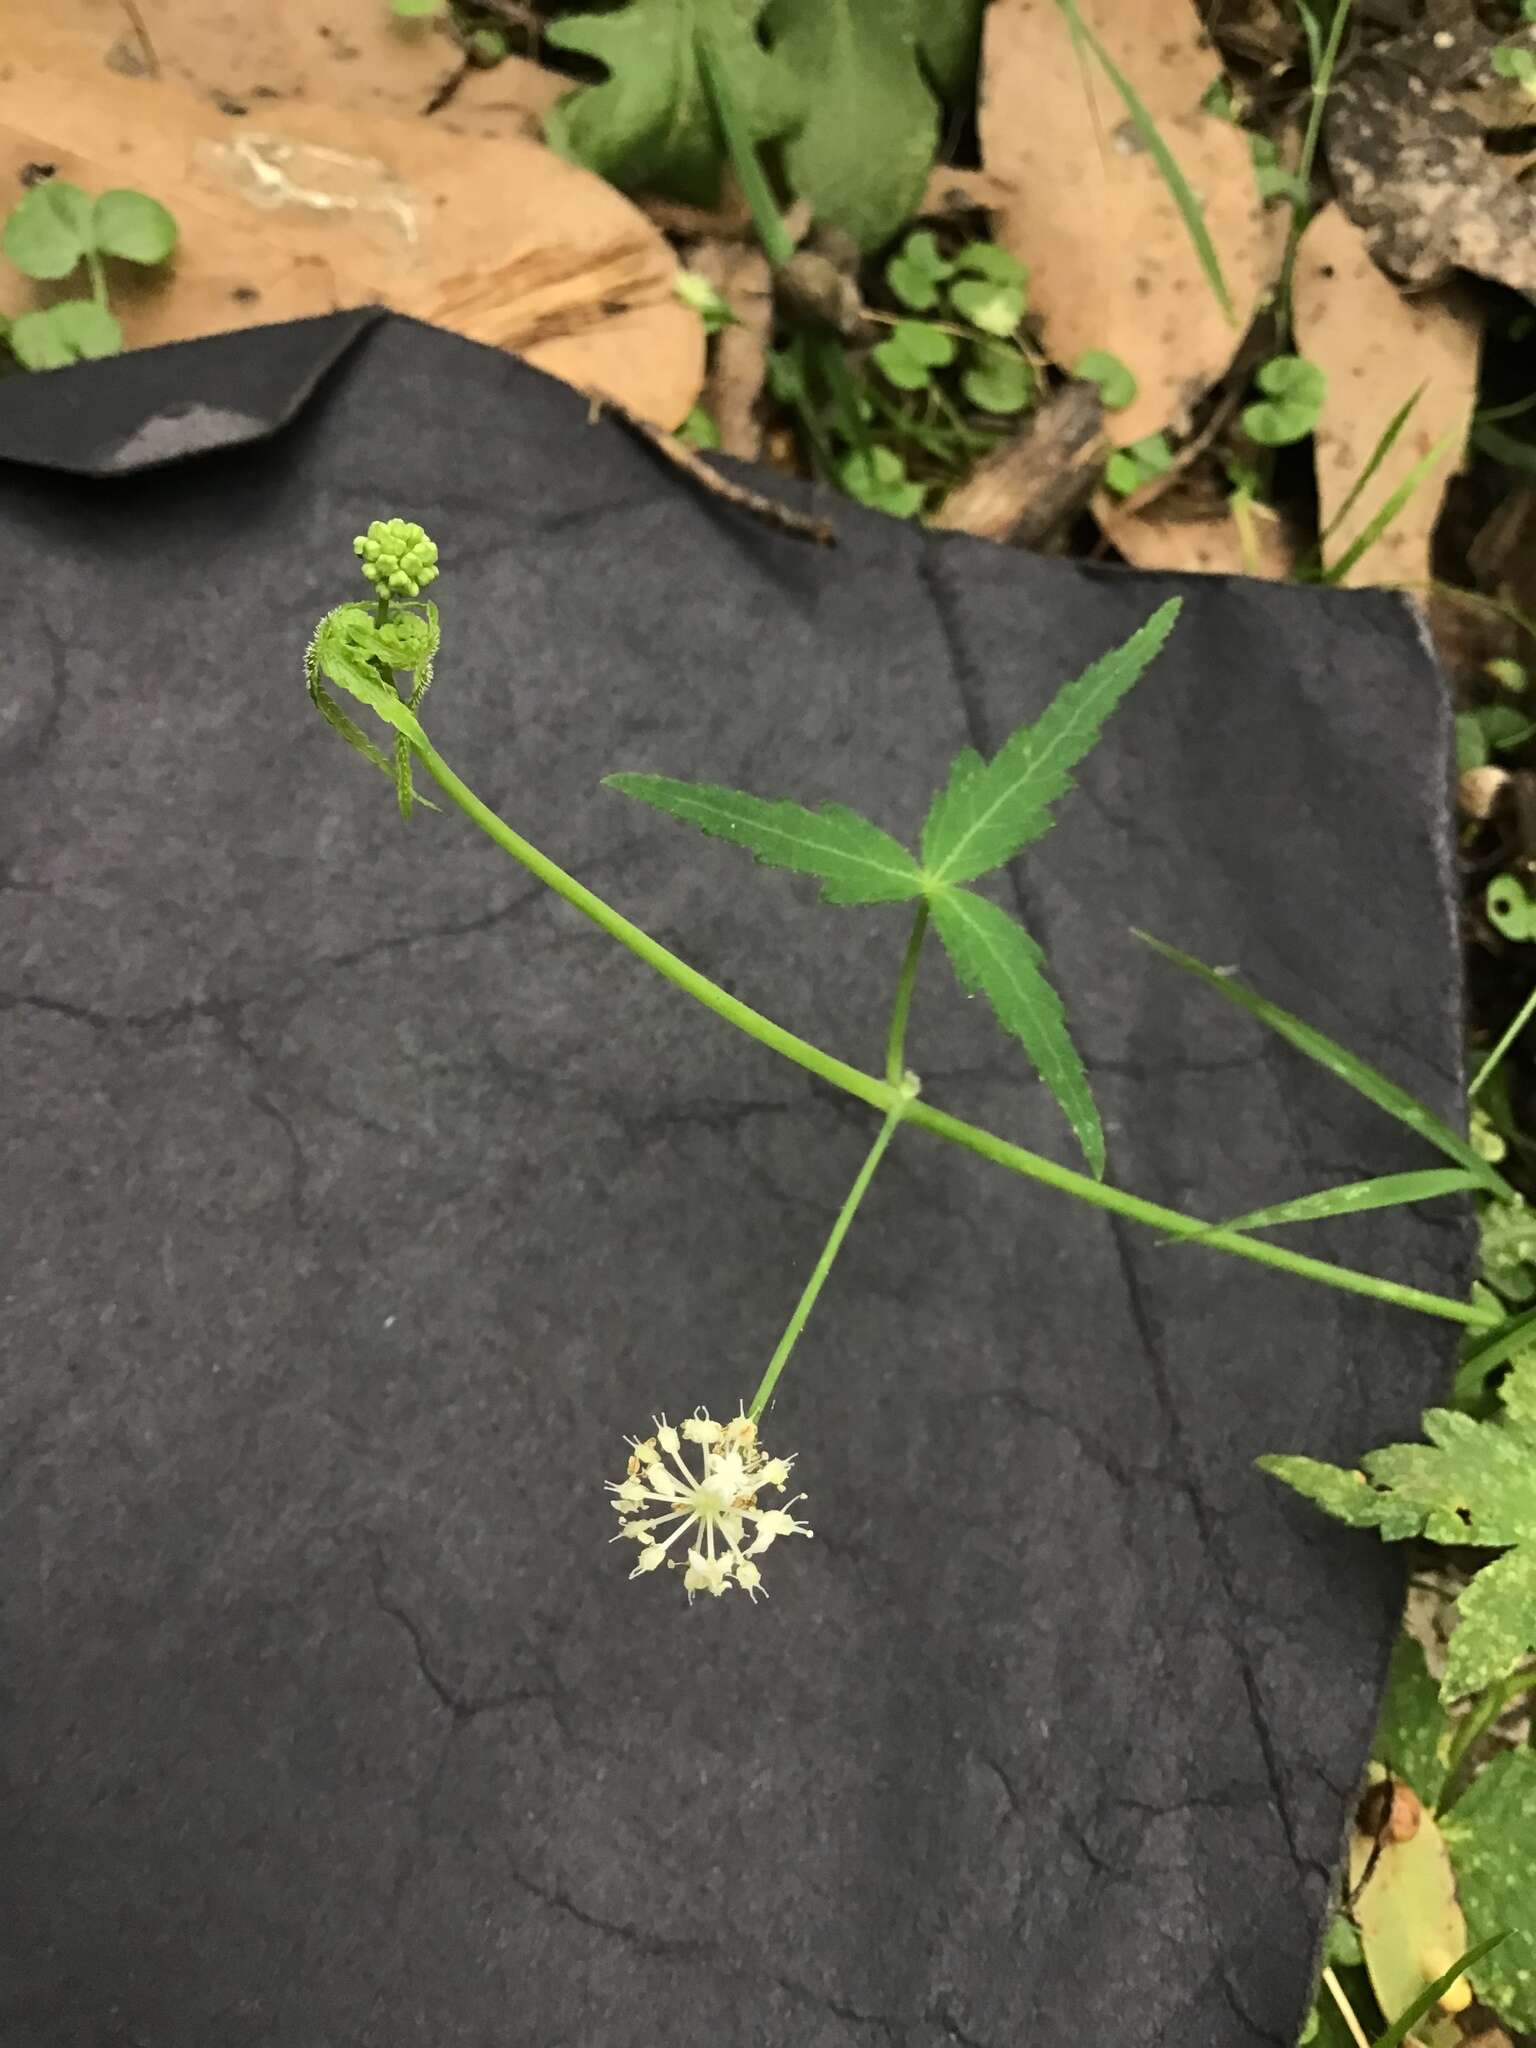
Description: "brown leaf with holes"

(977, 0), (1275, 445)
(1293, 204), (1479, 589)
(1325, 29), (1536, 292)
(0, 22), (702, 426)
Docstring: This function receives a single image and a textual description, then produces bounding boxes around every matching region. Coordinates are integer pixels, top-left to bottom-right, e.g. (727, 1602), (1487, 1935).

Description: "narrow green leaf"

(1137, 934), (1515, 1200)
(922, 598), (1181, 886)
(1054, 0), (1235, 323)
(1319, 387), (1423, 546)
(604, 774), (925, 905)
(1258, 1453), (1426, 1540)
(1368, 1935), (1506, 2048)
(930, 885), (1103, 1175)
(1322, 430), (1460, 585)
(1171, 1169), (1478, 1245)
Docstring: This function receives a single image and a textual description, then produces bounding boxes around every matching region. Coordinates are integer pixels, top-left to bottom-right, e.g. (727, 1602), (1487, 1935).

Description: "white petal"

(630, 1545), (668, 1576)
(681, 1414), (722, 1444)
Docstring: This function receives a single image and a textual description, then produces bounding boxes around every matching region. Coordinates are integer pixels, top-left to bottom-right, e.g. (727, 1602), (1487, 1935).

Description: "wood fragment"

(691, 241), (772, 461)
(930, 383), (1105, 545)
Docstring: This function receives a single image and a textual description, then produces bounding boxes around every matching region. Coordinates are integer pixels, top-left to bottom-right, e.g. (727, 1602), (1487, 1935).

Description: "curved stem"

(416, 742), (1494, 1331)
(747, 1092), (911, 1422)
(885, 900), (930, 1083)
(1439, 1664), (1536, 1808)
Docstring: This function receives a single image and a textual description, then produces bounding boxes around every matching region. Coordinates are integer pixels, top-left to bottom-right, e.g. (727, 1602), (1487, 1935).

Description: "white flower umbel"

(608, 1408), (812, 1602)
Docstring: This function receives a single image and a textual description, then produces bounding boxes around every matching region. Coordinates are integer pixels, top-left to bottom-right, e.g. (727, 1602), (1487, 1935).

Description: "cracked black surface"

(0, 317), (1472, 2046)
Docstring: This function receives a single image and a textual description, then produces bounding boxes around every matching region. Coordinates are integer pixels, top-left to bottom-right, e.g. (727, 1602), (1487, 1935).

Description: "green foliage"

(674, 270), (739, 334)
(1104, 433), (1174, 496)
(677, 403), (722, 450)
(886, 228), (952, 311)
(1487, 872), (1536, 942)
(1321, 430), (1460, 585)
(1180, 1169), (1479, 1246)
(1243, 354), (1327, 446)
(1481, 1198), (1536, 1301)
(1370, 1938), (1505, 2048)
(4, 181), (95, 279)
(961, 343), (1032, 416)
(1440, 1755), (1536, 2029)
(915, 0), (984, 102)
(545, 0), (789, 206)
(922, 600), (1182, 886)
(930, 885), (1103, 1174)
(872, 319), (956, 391)
(604, 776), (927, 904)
(1136, 937), (1514, 1198)
(838, 443), (927, 518)
(1260, 1381), (1536, 1699)
(0, 177), (177, 373)
(766, 0), (940, 250)
(8, 300), (122, 370)
(1249, 132), (1305, 207)
(947, 242), (1026, 335)
(392, 0), (446, 13)
(354, 517), (439, 599)
(1373, 1635), (1449, 1809)
(1492, 41), (1536, 92)
(307, 594), (441, 819)
(1074, 348), (1137, 411)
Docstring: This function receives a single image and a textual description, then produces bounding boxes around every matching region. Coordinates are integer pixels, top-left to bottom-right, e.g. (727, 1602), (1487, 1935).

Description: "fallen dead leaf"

(1293, 204), (1479, 589)
(0, 23), (702, 425)
(977, 0), (1274, 445)
(1097, 469), (1296, 579)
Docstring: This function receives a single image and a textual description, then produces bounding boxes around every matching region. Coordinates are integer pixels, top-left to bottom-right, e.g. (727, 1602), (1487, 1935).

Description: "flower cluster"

(353, 517), (440, 599)
(608, 1409), (812, 1601)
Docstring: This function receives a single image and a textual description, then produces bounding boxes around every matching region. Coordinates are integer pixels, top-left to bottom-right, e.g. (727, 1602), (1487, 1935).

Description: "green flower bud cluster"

(353, 518), (440, 598)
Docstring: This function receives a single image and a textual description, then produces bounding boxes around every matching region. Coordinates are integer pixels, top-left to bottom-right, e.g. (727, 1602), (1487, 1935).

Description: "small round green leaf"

(962, 341), (1032, 414)
(677, 403), (721, 450)
(8, 298), (123, 371)
(91, 189), (178, 266)
(838, 444), (926, 519)
(1488, 872), (1536, 941)
(949, 276), (1025, 337)
(953, 241), (1026, 288)
(1492, 40), (1536, 88)
(1074, 347), (1138, 410)
(873, 319), (956, 391)
(3, 181), (93, 280)
(886, 229), (953, 311)
(1457, 712), (1490, 773)
(1243, 353), (1327, 446)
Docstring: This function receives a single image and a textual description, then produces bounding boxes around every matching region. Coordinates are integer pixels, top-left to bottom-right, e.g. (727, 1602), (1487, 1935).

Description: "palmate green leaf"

(922, 598), (1181, 887)
(544, 0), (790, 207)
(307, 602), (438, 816)
(604, 774), (925, 905)
(1174, 1168), (1479, 1246)
(1138, 935), (1515, 1201)
(1372, 1636), (1449, 1811)
(1441, 1754), (1536, 2030)
(930, 885), (1103, 1176)
(765, 0), (940, 250)
(1260, 1398), (1536, 1699)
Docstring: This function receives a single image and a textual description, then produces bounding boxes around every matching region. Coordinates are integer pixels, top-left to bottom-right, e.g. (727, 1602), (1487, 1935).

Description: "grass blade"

(1471, 982), (1536, 1098)
(1452, 1302), (1536, 1407)
(1168, 1168), (1479, 1246)
(1318, 387), (1423, 547)
(1321, 429), (1460, 585)
(1137, 932), (1515, 1199)
(1276, 0), (1352, 339)
(1054, 0), (1235, 324)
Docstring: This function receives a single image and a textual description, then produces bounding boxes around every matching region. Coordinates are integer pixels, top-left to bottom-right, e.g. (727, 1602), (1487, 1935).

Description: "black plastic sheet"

(0, 315), (1470, 2045)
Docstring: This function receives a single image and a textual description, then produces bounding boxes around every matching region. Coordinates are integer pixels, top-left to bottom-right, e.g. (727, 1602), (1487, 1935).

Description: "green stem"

(747, 1090), (912, 1421)
(414, 743), (1495, 1331)
(85, 249), (108, 310)
(1470, 980), (1536, 1098)
(1275, 0), (1352, 344)
(885, 901), (930, 1083)
(1440, 1664), (1536, 1808)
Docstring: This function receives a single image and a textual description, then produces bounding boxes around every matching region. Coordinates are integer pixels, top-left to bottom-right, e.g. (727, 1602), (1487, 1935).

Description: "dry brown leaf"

(1293, 204), (1479, 589)
(977, 0), (1273, 445)
(1097, 472), (1295, 579)
(0, 23), (702, 426)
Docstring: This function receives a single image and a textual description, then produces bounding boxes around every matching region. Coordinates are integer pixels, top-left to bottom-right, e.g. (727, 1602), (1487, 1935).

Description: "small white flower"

(605, 1405), (812, 1602)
